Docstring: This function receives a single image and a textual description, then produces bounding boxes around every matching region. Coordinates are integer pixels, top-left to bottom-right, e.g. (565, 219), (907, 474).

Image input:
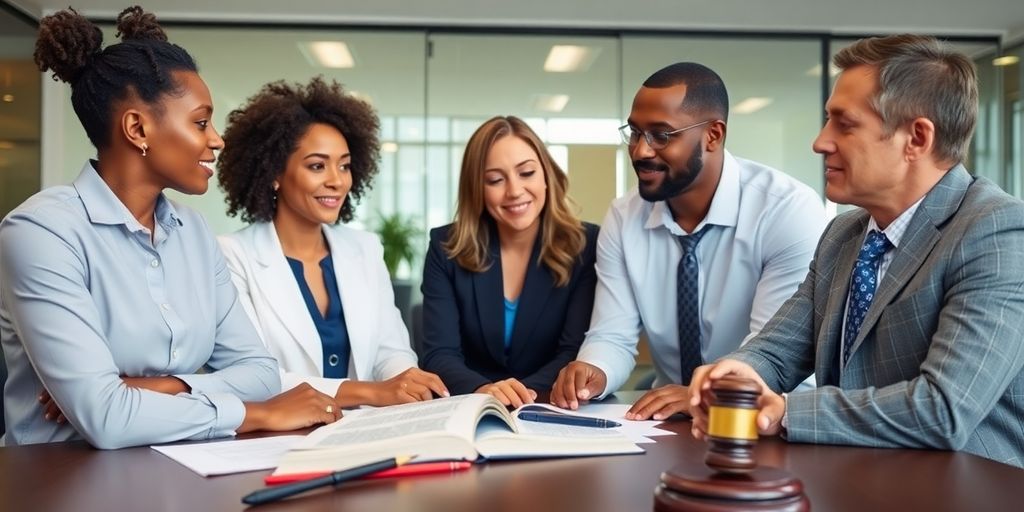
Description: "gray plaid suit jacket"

(730, 165), (1024, 468)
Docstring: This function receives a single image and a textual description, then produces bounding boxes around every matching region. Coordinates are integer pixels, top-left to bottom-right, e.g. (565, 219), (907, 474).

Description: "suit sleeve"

(781, 205), (1024, 450)
(520, 225), (599, 391)
(419, 232), (492, 395)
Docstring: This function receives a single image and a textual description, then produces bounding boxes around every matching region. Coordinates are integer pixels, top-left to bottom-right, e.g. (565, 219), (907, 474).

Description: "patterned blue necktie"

(843, 229), (892, 367)
(677, 227), (709, 384)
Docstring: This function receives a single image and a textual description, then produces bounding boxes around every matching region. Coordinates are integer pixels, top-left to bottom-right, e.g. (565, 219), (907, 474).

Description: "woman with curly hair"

(0, 6), (341, 449)
(217, 77), (448, 407)
(419, 116), (599, 407)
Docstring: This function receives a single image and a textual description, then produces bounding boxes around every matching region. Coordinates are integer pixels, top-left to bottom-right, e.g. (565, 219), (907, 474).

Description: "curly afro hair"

(218, 76), (381, 224)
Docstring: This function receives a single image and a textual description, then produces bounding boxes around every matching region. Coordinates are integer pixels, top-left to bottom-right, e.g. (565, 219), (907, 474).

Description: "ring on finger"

(325, 405), (334, 414)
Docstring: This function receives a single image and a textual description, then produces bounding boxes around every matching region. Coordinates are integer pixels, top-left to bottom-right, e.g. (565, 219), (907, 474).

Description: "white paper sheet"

(151, 435), (304, 476)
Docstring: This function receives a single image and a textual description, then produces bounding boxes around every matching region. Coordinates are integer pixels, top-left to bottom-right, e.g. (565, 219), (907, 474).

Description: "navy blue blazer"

(419, 221), (599, 395)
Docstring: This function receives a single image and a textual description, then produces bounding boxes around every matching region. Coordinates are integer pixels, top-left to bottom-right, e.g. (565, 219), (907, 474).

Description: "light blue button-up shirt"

(0, 162), (280, 449)
(577, 151), (827, 396)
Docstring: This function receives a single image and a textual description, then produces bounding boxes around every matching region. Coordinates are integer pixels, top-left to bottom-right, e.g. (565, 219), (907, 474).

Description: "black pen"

(242, 455), (415, 506)
(518, 411), (621, 428)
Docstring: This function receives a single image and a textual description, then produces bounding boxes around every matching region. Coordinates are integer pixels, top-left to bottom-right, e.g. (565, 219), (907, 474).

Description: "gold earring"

(140, 143), (148, 157)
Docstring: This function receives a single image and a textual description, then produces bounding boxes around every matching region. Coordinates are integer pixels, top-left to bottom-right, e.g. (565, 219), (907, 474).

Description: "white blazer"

(218, 221), (417, 397)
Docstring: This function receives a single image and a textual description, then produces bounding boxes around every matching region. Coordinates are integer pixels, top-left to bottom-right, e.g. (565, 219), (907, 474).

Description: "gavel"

(653, 376), (808, 512)
(703, 376), (761, 473)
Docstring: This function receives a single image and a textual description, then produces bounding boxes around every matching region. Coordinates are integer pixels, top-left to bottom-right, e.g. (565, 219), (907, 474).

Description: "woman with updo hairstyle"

(0, 6), (341, 450)
(419, 116), (599, 407)
(217, 77), (448, 408)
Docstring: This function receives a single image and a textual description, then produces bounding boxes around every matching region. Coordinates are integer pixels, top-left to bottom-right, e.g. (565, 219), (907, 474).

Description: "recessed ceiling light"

(805, 64), (840, 77)
(733, 97), (774, 114)
(993, 55), (1020, 66)
(347, 90), (373, 106)
(300, 41), (356, 68)
(531, 94), (570, 112)
(543, 45), (599, 72)
(2, 94), (13, 103)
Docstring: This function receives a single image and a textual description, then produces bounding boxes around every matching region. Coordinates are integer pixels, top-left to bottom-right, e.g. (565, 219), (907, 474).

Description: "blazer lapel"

(506, 230), (553, 363)
(818, 216), (869, 385)
(325, 226), (369, 380)
(252, 222), (323, 369)
(847, 166), (973, 360)
(473, 225), (507, 365)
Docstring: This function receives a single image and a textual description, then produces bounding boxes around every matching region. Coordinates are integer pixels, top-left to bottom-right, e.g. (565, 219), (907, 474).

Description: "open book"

(273, 394), (642, 476)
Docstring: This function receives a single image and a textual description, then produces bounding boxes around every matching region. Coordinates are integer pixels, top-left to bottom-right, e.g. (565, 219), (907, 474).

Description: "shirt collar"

(644, 149), (741, 235)
(866, 195), (925, 249)
(74, 160), (184, 233)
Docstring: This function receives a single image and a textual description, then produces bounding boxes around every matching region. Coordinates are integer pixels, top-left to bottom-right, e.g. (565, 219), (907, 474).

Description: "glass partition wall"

(43, 26), (1006, 285)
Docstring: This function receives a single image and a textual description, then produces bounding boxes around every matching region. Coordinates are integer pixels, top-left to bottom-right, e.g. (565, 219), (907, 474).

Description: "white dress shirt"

(577, 151), (827, 396)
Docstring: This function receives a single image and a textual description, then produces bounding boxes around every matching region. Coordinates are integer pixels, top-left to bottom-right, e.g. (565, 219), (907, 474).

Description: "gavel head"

(703, 376), (762, 474)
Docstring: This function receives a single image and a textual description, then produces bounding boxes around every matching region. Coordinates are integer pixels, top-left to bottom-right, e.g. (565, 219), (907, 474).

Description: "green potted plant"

(373, 212), (421, 326)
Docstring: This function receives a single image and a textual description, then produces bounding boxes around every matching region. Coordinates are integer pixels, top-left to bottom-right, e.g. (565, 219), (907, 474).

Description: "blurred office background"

(2, 0), (1022, 282)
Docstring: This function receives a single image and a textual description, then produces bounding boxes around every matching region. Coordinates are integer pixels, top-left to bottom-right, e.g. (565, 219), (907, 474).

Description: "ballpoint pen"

(518, 411), (621, 428)
(242, 455), (415, 506)
(263, 461), (473, 485)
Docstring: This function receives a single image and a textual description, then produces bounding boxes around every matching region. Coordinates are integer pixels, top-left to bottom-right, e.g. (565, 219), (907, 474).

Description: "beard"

(635, 141), (704, 202)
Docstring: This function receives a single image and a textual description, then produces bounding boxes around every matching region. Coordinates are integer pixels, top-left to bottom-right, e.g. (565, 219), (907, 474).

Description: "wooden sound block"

(653, 460), (809, 512)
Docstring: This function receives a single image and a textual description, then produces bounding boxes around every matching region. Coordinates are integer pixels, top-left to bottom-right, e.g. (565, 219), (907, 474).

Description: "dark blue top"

(286, 254), (350, 379)
(503, 297), (519, 349)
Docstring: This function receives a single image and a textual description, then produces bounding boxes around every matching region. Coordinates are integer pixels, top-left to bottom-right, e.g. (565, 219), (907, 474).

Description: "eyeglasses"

(618, 120), (712, 150)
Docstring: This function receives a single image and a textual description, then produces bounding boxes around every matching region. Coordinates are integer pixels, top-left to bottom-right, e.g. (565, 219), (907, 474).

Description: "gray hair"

(834, 34), (978, 165)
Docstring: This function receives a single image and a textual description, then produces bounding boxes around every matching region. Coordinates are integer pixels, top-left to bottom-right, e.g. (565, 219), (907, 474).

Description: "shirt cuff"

(779, 393), (789, 440)
(202, 392), (246, 438)
(176, 373), (222, 396)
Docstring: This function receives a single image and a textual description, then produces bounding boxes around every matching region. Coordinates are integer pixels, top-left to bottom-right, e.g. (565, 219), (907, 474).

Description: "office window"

(41, 24), (1013, 293)
(426, 34), (621, 226)
(49, 26), (428, 236)
(995, 43), (1022, 197)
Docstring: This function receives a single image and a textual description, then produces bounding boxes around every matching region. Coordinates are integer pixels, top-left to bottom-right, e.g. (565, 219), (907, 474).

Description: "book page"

(475, 418), (643, 459)
(298, 394), (490, 450)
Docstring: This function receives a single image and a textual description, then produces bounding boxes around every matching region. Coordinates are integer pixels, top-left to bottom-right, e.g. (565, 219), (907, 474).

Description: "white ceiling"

(6, 0), (1024, 42)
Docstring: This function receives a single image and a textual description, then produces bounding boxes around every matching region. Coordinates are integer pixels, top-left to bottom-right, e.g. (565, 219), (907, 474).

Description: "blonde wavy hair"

(444, 116), (585, 287)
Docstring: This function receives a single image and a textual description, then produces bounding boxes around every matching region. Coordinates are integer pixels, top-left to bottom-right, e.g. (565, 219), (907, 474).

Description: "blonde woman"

(420, 116), (598, 407)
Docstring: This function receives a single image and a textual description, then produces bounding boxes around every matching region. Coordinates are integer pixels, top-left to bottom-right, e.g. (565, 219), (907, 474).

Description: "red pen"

(264, 461), (473, 485)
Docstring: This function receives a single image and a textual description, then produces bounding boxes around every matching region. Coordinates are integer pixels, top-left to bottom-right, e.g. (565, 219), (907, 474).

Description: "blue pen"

(517, 411), (621, 428)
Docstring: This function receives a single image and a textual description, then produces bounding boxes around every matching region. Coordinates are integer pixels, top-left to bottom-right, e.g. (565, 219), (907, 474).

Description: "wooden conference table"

(2, 392), (1023, 512)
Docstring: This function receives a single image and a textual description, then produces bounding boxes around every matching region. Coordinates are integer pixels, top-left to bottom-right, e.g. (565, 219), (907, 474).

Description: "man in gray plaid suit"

(689, 34), (1024, 468)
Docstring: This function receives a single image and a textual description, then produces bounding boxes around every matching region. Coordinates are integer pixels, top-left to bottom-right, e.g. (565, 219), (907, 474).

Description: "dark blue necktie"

(843, 229), (892, 367)
(677, 227), (709, 384)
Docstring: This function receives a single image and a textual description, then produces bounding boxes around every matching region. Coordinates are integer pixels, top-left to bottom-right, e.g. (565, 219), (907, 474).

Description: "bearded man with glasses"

(551, 62), (825, 419)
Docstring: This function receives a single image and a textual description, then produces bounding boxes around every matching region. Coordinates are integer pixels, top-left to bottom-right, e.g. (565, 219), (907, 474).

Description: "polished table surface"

(2, 392), (1023, 512)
